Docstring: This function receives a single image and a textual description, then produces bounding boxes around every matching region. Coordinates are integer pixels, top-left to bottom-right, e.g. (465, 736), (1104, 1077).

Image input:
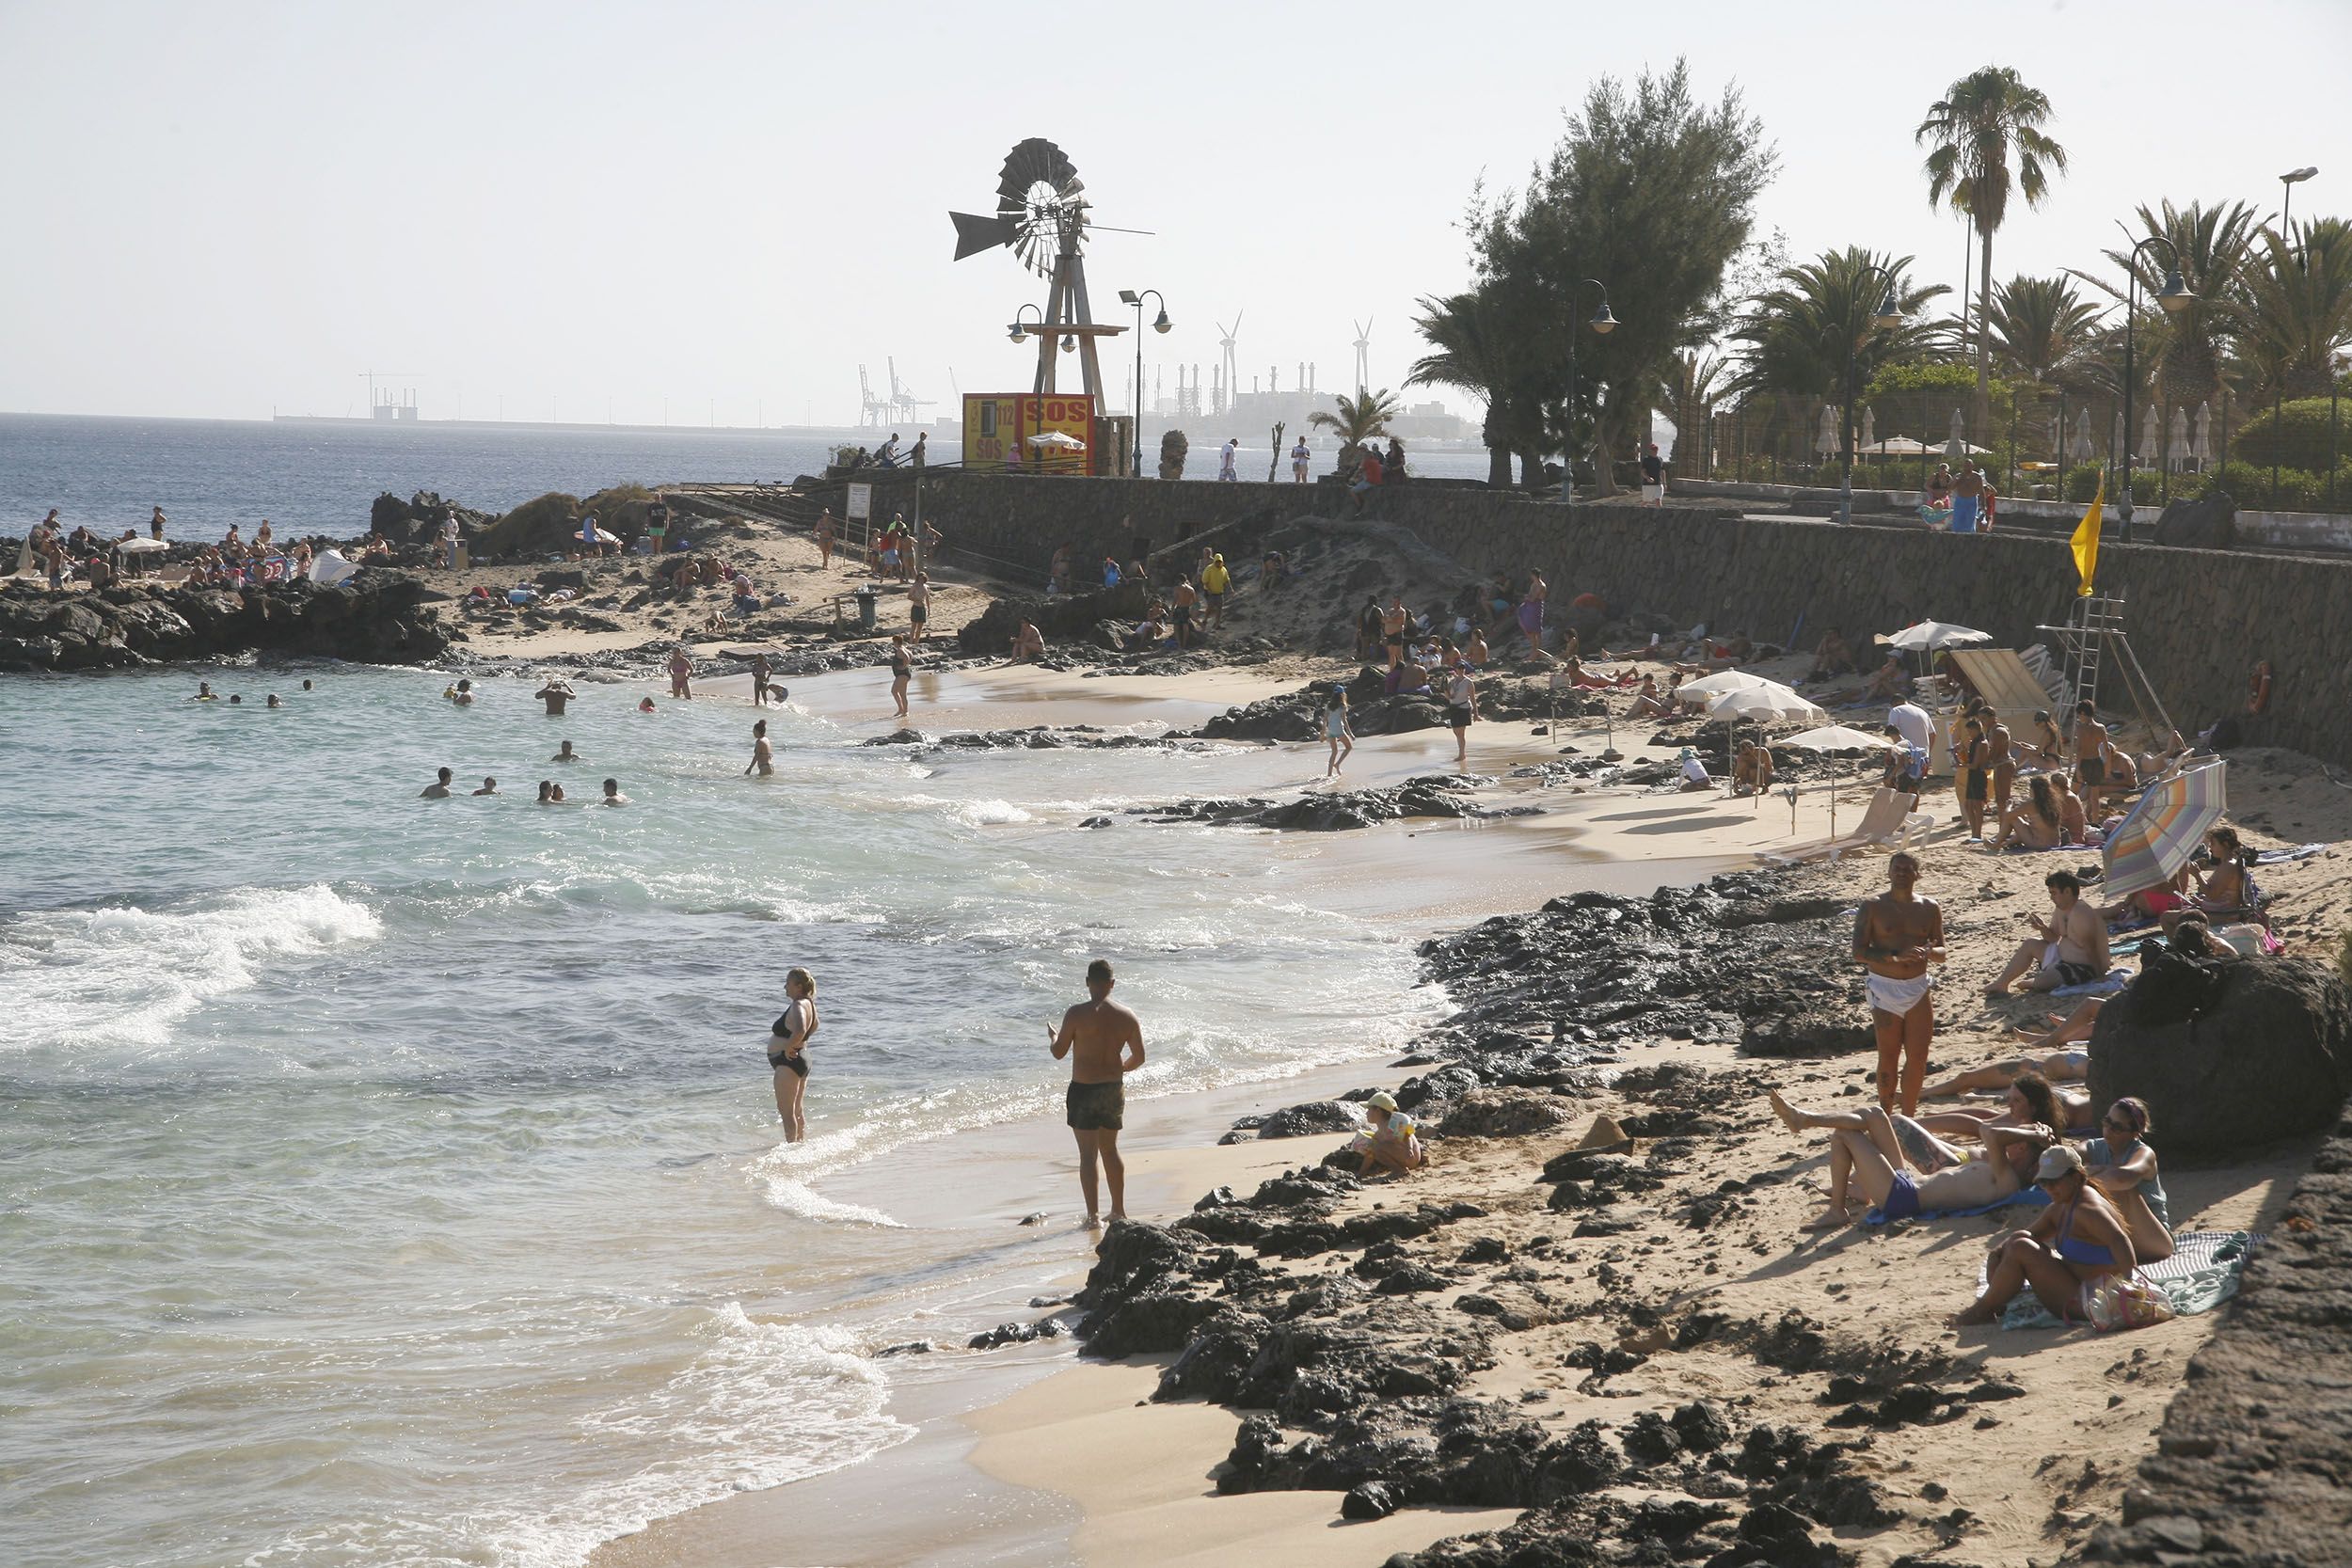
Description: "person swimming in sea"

(552, 740), (580, 763)
(601, 778), (629, 806)
(445, 678), (474, 705)
(421, 768), (453, 799)
(472, 776), (498, 796)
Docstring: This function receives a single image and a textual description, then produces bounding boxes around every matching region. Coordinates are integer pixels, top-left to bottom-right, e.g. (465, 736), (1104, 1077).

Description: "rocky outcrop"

(1130, 776), (1539, 832)
(2151, 490), (2237, 550)
(2085, 957), (2352, 1155)
(0, 576), (451, 671)
(955, 583), (1148, 657)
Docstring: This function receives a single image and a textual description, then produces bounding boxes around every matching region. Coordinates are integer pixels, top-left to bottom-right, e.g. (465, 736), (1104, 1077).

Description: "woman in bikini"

(1915, 1068), (2091, 1141)
(1768, 1090), (2054, 1230)
(888, 635), (913, 720)
(768, 968), (819, 1142)
(2026, 709), (2064, 768)
(2166, 826), (2261, 929)
(1951, 1141), (2136, 1325)
(1990, 772), (2062, 851)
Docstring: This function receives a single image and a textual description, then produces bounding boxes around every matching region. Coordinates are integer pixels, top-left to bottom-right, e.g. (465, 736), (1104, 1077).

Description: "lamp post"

(1837, 264), (1906, 526)
(1116, 288), (1170, 479)
(1006, 307), (1047, 472)
(2117, 235), (2192, 545)
(2271, 166), (2319, 506)
(1560, 279), (1614, 503)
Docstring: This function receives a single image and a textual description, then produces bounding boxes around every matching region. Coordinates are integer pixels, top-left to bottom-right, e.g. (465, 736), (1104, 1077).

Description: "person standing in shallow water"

(768, 967), (818, 1141)
(888, 635), (912, 719)
(1050, 958), (1146, 1227)
(1853, 851), (1947, 1116)
(745, 719), (773, 777)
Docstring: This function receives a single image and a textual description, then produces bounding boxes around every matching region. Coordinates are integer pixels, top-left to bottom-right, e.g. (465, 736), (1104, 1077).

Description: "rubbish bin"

(453, 542), (470, 570)
(855, 586), (877, 633)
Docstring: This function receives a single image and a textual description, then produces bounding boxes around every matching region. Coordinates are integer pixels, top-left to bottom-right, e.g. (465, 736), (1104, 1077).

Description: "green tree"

(1659, 350), (1729, 478)
(2069, 199), (2260, 403)
(1406, 284), (1544, 487)
(1985, 274), (2103, 388)
(2237, 217), (2352, 402)
(1916, 66), (2069, 417)
(1307, 388), (1402, 448)
(1469, 60), (1776, 493)
(1730, 248), (1948, 401)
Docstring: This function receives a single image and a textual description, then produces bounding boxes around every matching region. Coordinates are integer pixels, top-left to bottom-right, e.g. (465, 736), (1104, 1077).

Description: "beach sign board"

(961, 392), (1098, 475)
(846, 483), (872, 520)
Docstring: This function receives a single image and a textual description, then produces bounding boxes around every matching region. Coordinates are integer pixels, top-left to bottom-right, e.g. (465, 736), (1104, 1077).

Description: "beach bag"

(2083, 1273), (2175, 1333)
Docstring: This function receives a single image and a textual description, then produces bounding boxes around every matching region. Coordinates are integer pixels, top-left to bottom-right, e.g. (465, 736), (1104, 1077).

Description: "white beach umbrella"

(2168, 406), (2190, 471)
(1780, 723), (1899, 832)
(1883, 620), (1991, 652)
(1705, 680), (1825, 723)
(1946, 409), (1968, 459)
(1027, 431), (1088, 451)
(2140, 402), (2163, 467)
(114, 536), (169, 554)
(1860, 405), (1877, 450)
(2194, 402), (2215, 466)
(2073, 407), (2095, 462)
(1815, 404), (1839, 457)
(309, 549), (359, 586)
(1673, 668), (1774, 702)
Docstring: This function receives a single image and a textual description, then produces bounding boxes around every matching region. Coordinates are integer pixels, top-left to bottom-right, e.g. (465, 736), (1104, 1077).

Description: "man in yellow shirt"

(1201, 552), (1232, 629)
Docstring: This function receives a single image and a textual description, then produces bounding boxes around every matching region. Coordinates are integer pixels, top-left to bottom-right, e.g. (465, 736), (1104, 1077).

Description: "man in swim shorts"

(1852, 852), (1947, 1116)
(1987, 869), (2109, 997)
(1048, 958), (1147, 1227)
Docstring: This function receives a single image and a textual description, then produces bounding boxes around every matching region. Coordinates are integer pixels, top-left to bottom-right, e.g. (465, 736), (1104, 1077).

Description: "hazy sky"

(4, 0), (2344, 426)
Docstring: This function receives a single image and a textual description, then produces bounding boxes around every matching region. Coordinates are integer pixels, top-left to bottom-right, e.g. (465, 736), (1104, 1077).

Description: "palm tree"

(2069, 199), (2261, 404)
(2236, 217), (2352, 403)
(1407, 289), (1533, 486)
(1308, 388), (1403, 450)
(1984, 274), (2104, 388)
(1659, 350), (1729, 479)
(1730, 248), (1948, 400)
(1916, 67), (2069, 415)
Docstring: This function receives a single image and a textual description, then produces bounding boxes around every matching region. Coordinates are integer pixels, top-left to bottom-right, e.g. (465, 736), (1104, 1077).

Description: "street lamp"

(2118, 235), (2191, 545)
(1117, 288), (1170, 478)
(2272, 166), (2319, 504)
(1561, 279), (1614, 503)
(1008, 304), (1044, 342)
(1837, 264), (1907, 525)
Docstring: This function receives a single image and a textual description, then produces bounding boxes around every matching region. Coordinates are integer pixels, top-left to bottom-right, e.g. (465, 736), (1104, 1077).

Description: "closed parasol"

(2101, 760), (2230, 900)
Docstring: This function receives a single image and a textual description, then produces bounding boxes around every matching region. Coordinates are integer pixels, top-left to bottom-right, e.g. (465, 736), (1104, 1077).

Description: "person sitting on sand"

(1393, 653), (1432, 698)
(2048, 771), (2089, 845)
(1349, 1091), (1425, 1179)
(472, 776), (498, 796)
(2083, 1097), (2171, 1263)
(1009, 620), (1045, 664)
(2088, 739), (2139, 810)
(1808, 627), (1855, 682)
(1863, 656), (1910, 703)
(1463, 627), (1489, 671)
(1625, 674), (1668, 720)
(421, 767), (453, 800)
(1990, 773), (2064, 851)
(1987, 870), (2109, 997)
(1677, 746), (1712, 791)
(601, 777), (629, 806)
(1730, 740), (1774, 796)
(1950, 1142), (2136, 1326)
(1769, 1089), (2055, 1229)
(552, 740), (580, 763)
(2168, 827), (2261, 929)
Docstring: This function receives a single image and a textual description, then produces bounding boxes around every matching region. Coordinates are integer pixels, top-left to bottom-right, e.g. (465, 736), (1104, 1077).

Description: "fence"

(1688, 381), (2347, 513)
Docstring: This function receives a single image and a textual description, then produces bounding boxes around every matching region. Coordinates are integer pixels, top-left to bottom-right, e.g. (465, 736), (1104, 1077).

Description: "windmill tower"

(947, 137), (1127, 400)
(1214, 313), (1243, 417)
(1351, 319), (1374, 395)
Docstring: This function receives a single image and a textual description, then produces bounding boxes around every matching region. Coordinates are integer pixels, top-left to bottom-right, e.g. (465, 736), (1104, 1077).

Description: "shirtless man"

(1009, 620), (1044, 663)
(1918, 1033), (2094, 1101)
(472, 776), (499, 796)
(552, 740), (581, 764)
(745, 719), (774, 777)
(1381, 595), (1409, 670)
(600, 777), (630, 806)
(1853, 852), (1947, 1116)
(907, 573), (931, 642)
(1047, 958), (1147, 1227)
(421, 767), (454, 800)
(751, 653), (773, 706)
(1170, 577), (1199, 650)
(1984, 710), (2016, 816)
(1769, 1090), (2054, 1230)
(2072, 699), (2108, 796)
(534, 678), (576, 717)
(1988, 869), (2109, 997)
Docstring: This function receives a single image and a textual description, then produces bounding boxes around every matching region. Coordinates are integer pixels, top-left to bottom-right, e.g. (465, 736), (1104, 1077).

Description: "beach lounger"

(1757, 787), (1917, 865)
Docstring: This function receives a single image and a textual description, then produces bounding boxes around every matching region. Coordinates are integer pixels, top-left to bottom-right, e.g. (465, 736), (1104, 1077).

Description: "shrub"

(2180, 462), (2351, 513)
(2063, 464), (2160, 503)
(2232, 397), (2348, 469)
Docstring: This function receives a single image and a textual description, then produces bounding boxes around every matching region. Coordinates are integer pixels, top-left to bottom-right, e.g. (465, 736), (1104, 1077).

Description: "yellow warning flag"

(2071, 470), (2105, 597)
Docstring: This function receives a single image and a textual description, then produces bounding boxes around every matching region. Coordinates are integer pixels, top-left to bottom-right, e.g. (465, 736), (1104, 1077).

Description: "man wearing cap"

(1201, 552), (1230, 628)
(1048, 958), (1147, 1227)
(1951, 1141), (2137, 1326)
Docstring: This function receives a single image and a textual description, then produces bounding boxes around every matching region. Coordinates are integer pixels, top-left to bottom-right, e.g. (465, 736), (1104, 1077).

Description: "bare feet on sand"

(1803, 1202), (1853, 1231)
(1947, 1301), (1999, 1327)
(1768, 1089), (1805, 1134)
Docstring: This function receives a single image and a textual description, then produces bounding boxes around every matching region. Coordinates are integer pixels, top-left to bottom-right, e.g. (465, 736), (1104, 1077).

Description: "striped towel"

(1994, 1230), (2261, 1330)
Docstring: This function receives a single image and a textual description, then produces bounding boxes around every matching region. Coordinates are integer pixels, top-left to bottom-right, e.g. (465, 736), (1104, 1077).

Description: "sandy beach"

(571, 624), (2352, 1568)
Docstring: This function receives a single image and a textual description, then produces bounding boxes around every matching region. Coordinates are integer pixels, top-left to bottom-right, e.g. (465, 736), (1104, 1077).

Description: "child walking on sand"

(1324, 686), (1354, 777)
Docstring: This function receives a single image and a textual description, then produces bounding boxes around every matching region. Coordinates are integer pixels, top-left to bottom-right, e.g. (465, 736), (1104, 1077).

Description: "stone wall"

(839, 474), (2348, 767)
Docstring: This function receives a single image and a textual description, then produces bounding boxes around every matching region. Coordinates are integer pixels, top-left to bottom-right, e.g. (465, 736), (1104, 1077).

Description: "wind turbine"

(1350, 320), (1374, 395)
(1215, 312), (1243, 416)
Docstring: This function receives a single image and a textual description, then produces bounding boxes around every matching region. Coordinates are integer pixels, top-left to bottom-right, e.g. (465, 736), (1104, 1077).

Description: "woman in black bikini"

(769, 968), (819, 1141)
(888, 636), (913, 720)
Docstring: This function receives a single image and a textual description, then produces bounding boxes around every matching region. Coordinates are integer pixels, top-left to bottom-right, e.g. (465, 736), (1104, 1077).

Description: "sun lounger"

(1757, 787), (1917, 865)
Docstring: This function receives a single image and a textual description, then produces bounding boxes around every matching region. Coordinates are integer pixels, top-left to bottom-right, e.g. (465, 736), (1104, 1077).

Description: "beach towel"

(1864, 1187), (2049, 1227)
(2051, 968), (2132, 998)
(2252, 844), (2328, 864)
(1994, 1230), (2261, 1330)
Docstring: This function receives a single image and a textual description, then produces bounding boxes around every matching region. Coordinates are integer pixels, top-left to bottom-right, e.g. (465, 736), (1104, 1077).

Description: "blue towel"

(1864, 1187), (2049, 1226)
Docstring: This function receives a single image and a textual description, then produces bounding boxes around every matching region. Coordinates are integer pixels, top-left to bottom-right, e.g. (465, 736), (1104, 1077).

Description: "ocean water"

(0, 414), (1501, 542)
(0, 667), (1452, 1568)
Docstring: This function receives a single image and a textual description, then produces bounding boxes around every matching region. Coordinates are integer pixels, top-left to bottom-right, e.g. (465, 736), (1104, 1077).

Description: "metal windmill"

(1351, 319), (1374, 394)
(1214, 312), (1244, 416)
(948, 137), (1131, 400)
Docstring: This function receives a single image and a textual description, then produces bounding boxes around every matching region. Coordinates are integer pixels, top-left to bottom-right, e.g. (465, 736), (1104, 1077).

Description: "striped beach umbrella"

(2101, 760), (2230, 900)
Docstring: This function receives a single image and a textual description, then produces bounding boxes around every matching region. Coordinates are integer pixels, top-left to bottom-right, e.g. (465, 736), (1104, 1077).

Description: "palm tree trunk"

(1483, 407), (1512, 487)
(1517, 448), (1543, 490)
(1975, 223), (1995, 422)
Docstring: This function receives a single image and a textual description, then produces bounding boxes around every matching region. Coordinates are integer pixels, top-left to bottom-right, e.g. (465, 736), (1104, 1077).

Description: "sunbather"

(1625, 675), (1669, 720)
(1864, 657), (1910, 703)
(1915, 1068), (2091, 1138)
(2165, 827), (2263, 930)
(1986, 870), (2109, 997)
(1808, 627), (1855, 682)
(1768, 1090), (2055, 1230)
(1950, 1142), (2137, 1326)
(1919, 1043), (2090, 1101)
(1349, 1092), (1425, 1179)
(2083, 1097), (2171, 1263)
(2001, 998), (2105, 1051)
(1990, 774), (2064, 851)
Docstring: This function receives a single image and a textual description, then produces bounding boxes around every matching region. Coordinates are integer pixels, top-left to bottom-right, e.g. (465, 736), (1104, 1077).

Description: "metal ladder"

(2038, 590), (2177, 742)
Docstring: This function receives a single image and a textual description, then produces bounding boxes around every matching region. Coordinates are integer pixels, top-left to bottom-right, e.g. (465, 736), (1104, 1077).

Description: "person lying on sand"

(1950, 1142), (2136, 1326)
(1625, 674), (1668, 720)
(1770, 1089), (2055, 1230)
(1864, 656), (1910, 703)
(1912, 1069), (2091, 1140)
(1919, 1043), (2090, 1101)
(2004, 997), (2106, 1051)
(1350, 1092), (1425, 1179)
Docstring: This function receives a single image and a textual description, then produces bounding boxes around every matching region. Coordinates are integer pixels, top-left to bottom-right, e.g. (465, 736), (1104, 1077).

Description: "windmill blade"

(949, 210), (1016, 261)
(996, 137), (1079, 213)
